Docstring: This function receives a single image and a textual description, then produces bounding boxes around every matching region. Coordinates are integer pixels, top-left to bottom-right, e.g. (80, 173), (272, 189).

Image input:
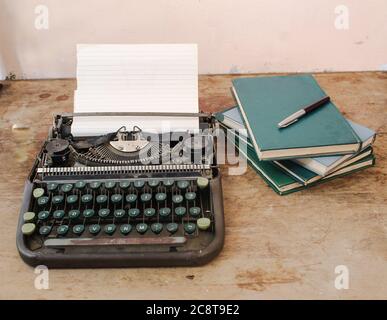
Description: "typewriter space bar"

(44, 237), (187, 247)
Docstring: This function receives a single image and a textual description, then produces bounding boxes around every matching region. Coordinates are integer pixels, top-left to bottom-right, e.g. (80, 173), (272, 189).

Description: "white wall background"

(0, 0), (386, 79)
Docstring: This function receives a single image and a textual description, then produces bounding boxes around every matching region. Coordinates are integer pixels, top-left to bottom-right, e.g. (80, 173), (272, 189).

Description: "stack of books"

(216, 75), (376, 195)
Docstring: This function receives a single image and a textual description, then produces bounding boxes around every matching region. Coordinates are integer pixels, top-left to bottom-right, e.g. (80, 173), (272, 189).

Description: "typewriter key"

(104, 181), (116, 189)
(38, 210), (50, 221)
(114, 209), (126, 219)
(197, 177), (209, 189)
(39, 225), (52, 236)
(47, 182), (58, 192)
(184, 223), (196, 234)
(98, 208), (110, 218)
(89, 224), (101, 235)
(155, 193), (167, 202)
(67, 195), (78, 204)
(23, 211), (35, 223)
(73, 224), (85, 235)
(185, 192), (196, 201)
(61, 183), (73, 193)
(21, 223), (36, 236)
(166, 222), (178, 234)
(81, 194), (93, 204)
(151, 223), (163, 234)
(111, 194), (122, 204)
(119, 181), (131, 189)
(89, 181), (101, 189)
(53, 210), (65, 219)
(172, 195), (183, 204)
(83, 209), (95, 218)
(144, 208), (156, 217)
(175, 207), (186, 216)
(189, 207), (201, 217)
(52, 195), (64, 205)
(162, 179), (174, 187)
(177, 180), (190, 190)
(159, 207), (171, 217)
(68, 209), (80, 219)
(136, 223), (148, 234)
(37, 196), (49, 206)
(128, 208), (140, 218)
(96, 195), (107, 204)
(120, 224), (132, 235)
(197, 217), (211, 231)
(33, 188), (44, 199)
(148, 179), (160, 188)
(57, 225), (69, 236)
(75, 181), (86, 189)
(133, 180), (145, 189)
(125, 194), (137, 203)
(104, 224), (116, 235)
(140, 193), (152, 202)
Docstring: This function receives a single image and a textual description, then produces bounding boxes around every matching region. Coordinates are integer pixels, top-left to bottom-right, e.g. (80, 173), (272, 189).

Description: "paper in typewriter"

(72, 44), (199, 136)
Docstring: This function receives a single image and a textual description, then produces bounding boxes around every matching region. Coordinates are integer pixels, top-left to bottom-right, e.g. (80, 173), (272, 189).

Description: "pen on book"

(277, 96), (331, 129)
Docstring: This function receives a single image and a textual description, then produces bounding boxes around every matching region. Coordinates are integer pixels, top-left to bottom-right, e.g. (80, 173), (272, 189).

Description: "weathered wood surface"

(0, 72), (386, 299)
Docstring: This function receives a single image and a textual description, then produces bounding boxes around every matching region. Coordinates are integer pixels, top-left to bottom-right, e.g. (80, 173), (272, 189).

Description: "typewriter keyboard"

(21, 177), (214, 248)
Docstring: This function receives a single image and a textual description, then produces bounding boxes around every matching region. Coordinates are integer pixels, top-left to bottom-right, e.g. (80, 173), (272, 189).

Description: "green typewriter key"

(197, 217), (211, 231)
(140, 193), (152, 203)
(189, 207), (201, 217)
(68, 209), (80, 219)
(89, 224), (101, 235)
(128, 208), (140, 218)
(184, 222), (196, 234)
(111, 194), (122, 204)
(75, 181), (86, 190)
(83, 209), (95, 218)
(185, 192), (196, 201)
(172, 195), (183, 204)
(126, 194), (137, 203)
(197, 177), (209, 189)
(81, 194), (93, 204)
(151, 223), (163, 234)
(120, 224), (132, 235)
(67, 195), (78, 204)
(52, 195), (64, 205)
(89, 181), (101, 190)
(163, 179), (174, 187)
(119, 181), (131, 189)
(47, 183), (58, 192)
(38, 210), (50, 221)
(104, 181), (116, 190)
(57, 225), (69, 236)
(72, 224), (85, 235)
(148, 179), (160, 188)
(23, 211), (35, 223)
(98, 208), (110, 218)
(114, 209), (126, 219)
(61, 183), (73, 193)
(96, 194), (107, 204)
(166, 222), (178, 234)
(175, 207), (186, 217)
(21, 223), (36, 236)
(133, 180), (145, 189)
(136, 223), (148, 234)
(104, 224), (116, 235)
(144, 208), (156, 217)
(39, 225), (52, 236)
(159, 207), (171, 217)
(155, 192), (167, 202)
(33, 188), (45, 199)
(177, 180), (190, 190)
(37, 196), (49, 206)
(53, 210), (65, 219)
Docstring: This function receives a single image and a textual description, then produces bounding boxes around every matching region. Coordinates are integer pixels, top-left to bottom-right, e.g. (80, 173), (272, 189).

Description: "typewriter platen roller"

(16, 112), (224, 268)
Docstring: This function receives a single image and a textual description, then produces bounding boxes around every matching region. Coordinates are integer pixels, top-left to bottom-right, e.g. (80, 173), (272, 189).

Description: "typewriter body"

(17, 112), (224, 268)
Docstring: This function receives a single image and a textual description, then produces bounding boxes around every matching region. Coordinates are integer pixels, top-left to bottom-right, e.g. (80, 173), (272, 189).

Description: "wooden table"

(0, 72), (386, 299)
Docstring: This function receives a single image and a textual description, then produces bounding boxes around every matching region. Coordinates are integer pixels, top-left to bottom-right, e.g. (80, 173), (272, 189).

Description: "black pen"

(278, 96), (331, 128)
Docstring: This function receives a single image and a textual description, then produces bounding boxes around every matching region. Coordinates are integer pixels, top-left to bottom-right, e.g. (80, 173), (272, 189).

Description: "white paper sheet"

(72, 44), (199, 136)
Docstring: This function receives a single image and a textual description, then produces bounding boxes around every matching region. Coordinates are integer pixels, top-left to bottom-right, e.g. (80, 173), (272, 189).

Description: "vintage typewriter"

(17, 112), (224, 268)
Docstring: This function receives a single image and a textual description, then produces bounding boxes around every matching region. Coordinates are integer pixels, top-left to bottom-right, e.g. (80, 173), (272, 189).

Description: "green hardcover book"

(231, 75), (361, 160)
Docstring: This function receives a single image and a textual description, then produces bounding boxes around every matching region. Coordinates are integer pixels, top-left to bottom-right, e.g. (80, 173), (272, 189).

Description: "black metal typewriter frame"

(16, 112), (225, 268)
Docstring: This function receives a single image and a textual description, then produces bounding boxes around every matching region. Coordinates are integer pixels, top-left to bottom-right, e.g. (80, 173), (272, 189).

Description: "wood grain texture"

(0, 72), (386, 299)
